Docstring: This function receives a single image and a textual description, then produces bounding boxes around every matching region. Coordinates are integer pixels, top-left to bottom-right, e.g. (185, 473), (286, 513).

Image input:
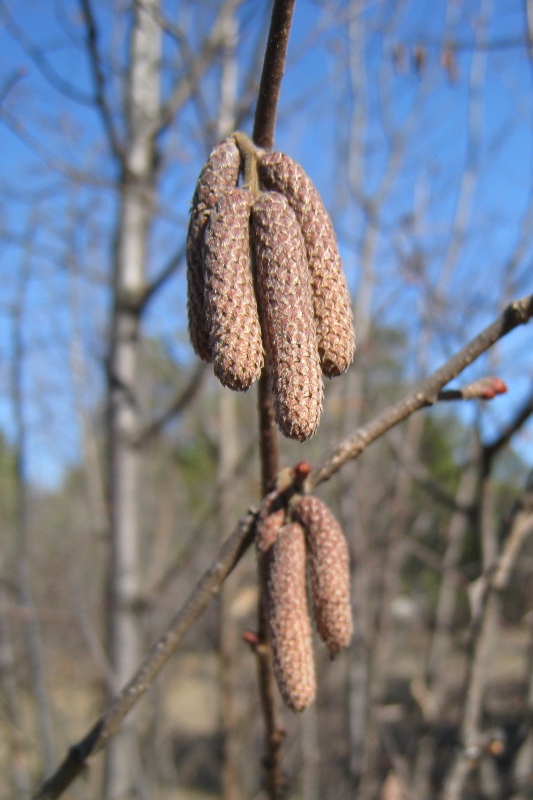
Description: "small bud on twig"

(438, 376), (508, 402)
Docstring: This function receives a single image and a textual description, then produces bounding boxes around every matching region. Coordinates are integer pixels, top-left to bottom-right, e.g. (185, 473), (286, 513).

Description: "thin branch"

(482, 387), (533, 469)
(0, 105), (113, 187)
(437, 375), (507, 402)
(156, 0), (243, 137)
(31, 511), (256, 800)
(134, 362), (207, 447)
(79, 0), (124, 162)
(251, 3), (298, 796)
(140, 243), (186, 309)
(385, 428), (474, 515)
(305, 293), (533, 492)
(252, 0), (297, 149)
(0, 67), (25, 105)
(0, 2), (94, 106)
(257, 367), (280, 496)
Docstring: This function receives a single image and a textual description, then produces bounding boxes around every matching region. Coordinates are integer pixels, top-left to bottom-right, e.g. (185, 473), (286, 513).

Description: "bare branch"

(246, 3), (299, 794)
(79, 0), (124, 162)
(31, 511), (256, 800)
(437, 376), (507, 401)
(0, 2), (94, 105)
(156, 0), (244, 136)
(252, 0), (297, 149)
(306, 293), (533, 492)
(140, 243), (186, 309)
(482, 386), (533, 468)
(134, 362), (207, 447)
(0, 67), (25, 105)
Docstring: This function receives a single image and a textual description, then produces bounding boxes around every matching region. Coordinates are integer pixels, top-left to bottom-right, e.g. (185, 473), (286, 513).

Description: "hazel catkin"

(258, 152), (355, 377)
(252, 191), (323, 441)
(293, 495), (353, 656)
(266, 522), (316, 712)
(186, 137), (241, 362)
(203, 188), (263, 391)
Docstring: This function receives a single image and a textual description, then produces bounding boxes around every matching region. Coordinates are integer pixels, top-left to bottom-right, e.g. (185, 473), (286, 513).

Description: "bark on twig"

(252, 0), (297, 150)
(251, 2), (297, 794)
(305, 293), (533, 492)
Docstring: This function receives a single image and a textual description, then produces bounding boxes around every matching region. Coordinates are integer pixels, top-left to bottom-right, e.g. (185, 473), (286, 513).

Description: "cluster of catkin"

(186, 132), (355, 441)
(256, 490), (353, 712)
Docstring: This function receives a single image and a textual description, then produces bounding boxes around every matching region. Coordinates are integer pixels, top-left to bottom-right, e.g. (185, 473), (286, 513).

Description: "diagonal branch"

(79, 0), (124, 162)
(140, 243), (186, 310)
(31, 511), (256, 800)
(134, 362), (207, 447)
(306, 293), (533, 492)
(0, 1), (94, 106)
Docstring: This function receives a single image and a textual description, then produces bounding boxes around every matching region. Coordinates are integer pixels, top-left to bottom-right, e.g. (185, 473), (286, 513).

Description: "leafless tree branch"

(31, 511), (256, 800)
(79, 0), (124, 162)
(134, 362), (207, 447)
(0, 2), (94, 105)
(305, 293), (533, 492)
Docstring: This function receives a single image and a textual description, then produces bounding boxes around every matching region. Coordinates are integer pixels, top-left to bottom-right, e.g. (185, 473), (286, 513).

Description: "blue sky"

(0, 0), (532, 488)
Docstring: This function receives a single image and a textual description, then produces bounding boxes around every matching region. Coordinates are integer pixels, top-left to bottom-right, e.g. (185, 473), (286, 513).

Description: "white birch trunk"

(104, 1), (161, 796)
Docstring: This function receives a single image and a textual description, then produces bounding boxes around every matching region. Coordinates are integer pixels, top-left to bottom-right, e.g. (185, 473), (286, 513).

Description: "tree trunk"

(104, 1), (161, 796)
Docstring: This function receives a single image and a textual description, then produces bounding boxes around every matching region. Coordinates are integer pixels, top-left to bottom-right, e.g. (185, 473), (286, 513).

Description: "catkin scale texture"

(252, 191), (323, 442)
(203, 189), (263, 391)
(293, 496), (353, 655)
(267, 523), (316, 712)
(186, 138), (241, 361)
(258, 152), (355, 377)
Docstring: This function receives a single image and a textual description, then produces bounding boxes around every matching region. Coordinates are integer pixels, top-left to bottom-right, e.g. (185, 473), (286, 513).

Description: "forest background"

(0, 1), (533, 799)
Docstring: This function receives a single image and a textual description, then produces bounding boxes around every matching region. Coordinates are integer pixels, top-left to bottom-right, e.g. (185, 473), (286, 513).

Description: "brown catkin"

(203, 188), (263, 391)
(258, 152), (355, 377)
(266, 522), (316, 712)
(252, 191), (323, 441)
(186, 137), (241, 361)
(293, 495), (353, 656)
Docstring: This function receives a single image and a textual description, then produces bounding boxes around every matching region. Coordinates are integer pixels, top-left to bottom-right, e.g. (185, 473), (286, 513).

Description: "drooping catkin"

(186, 137), (241, 361)
(258, 152), (355, 377)
(266, 522), (316, 712)
(293, 495), (352, 656)
(203, 188), (263, 391)
(252, 191), (323, 441)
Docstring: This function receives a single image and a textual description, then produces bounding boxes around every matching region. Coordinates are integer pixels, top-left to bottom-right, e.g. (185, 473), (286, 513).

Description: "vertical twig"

(252, 0), (296, 151)
(252, 1), (297, 796)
